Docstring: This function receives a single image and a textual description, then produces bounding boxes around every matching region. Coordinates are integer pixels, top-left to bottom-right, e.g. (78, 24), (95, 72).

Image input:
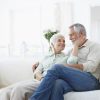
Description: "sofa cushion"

(0, 57), (34, 88)
(64, 90), (100, 100)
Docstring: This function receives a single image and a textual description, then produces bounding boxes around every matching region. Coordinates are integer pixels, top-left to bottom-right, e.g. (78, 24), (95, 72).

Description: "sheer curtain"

(0, 2), (56, 57)
(0, 0), (73, 57)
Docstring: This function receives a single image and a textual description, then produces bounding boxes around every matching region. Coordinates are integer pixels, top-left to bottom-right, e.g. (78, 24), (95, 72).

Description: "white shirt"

(34, 51), (78, 77)
(67, 40), (100, 79)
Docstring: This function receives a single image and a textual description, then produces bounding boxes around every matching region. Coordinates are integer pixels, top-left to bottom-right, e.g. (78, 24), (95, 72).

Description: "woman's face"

(53, 36), (65, 53)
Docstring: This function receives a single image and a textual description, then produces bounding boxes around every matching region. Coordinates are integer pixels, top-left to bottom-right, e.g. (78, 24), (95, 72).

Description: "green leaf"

(44, 30), (59, 42)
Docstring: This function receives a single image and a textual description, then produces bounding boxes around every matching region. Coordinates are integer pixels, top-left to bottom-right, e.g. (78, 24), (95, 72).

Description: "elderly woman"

(0, 34), (78, 100)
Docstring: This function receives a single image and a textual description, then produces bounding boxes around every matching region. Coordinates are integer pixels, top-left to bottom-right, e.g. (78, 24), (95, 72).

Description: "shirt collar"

(47, 51), (64, 57)
(79, 39), (89, 48)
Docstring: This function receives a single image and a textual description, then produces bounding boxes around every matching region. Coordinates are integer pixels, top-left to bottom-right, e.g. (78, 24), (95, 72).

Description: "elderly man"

(30, 23), (100, 100)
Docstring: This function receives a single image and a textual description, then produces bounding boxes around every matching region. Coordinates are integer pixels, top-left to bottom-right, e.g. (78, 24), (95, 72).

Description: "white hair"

(49, 34), (65, 53)
(50, 34), (65, 45)
(69, 23), (86, 36)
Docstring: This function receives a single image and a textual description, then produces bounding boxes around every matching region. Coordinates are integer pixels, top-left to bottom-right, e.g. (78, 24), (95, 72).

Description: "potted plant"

(44, 29), (59, 42)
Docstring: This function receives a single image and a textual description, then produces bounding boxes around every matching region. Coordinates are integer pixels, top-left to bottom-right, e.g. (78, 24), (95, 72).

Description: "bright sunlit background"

(0, 0), (100, 58)
(1, 0), (100, 88)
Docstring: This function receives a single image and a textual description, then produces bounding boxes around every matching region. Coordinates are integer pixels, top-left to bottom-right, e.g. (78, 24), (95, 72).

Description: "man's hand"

(74, 35), (86, 47)
(74, 39), (80, 47)
(63, 63), (83, 70)
(32, 62), (39, 72)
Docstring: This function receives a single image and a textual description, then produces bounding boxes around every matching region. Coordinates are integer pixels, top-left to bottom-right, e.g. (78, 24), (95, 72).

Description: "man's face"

(68, 29), (80, 44)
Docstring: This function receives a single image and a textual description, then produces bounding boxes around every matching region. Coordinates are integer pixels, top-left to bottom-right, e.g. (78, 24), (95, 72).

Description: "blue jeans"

(30, 64), (100, 100)
(50, 79), (73, 100)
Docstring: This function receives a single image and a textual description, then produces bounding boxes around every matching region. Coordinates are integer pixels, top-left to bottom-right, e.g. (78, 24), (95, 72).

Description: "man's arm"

(66, 37), (85, 70)
(66, 39), (80, 65)
(64, 63), (83, 71)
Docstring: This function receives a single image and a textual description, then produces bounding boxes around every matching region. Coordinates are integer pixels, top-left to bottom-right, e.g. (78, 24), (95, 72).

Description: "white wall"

(66, 0), (100, 43)
(1, 0), (100, 56)
(90, 6), (100, 43)
(1, 0), (100, 87)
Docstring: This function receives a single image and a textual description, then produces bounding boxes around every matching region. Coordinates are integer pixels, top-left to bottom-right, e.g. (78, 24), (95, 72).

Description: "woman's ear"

(49, 43), (53, 51)
(51, 43), (55, 50)
(51, 43), (54, 47)
(50, 43), (55, 54)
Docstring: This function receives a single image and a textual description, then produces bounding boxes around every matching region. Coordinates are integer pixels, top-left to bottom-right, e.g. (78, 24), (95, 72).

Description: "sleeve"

(65, 48), (78, 64)
(82, 46), (100, 72)
(67, 54), (78, 64)
(33, 63), (44, 78)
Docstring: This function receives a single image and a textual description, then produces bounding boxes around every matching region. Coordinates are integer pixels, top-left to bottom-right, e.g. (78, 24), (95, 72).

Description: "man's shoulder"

(87, 40), (100, 47)
(87, 40), (100, 53)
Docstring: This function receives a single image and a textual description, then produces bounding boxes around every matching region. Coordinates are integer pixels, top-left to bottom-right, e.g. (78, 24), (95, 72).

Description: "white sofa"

(0, 57), (100, 100)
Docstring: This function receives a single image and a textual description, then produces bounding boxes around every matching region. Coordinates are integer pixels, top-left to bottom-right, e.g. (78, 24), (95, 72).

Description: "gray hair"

(50, 34), (65, 45)
(69, 23), (86, 36)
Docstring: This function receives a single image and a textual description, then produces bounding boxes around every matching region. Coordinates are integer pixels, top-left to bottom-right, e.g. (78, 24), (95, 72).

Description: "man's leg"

(30, 64), (100, 100)
(50, 64), (100, 91)
(50, 79), (73, 100)
(10, 79), (40, 100)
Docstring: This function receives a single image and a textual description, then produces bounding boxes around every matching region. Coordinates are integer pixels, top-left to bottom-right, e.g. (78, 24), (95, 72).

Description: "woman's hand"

(35, 72), (43, 81)
(32, 62), (39, 72)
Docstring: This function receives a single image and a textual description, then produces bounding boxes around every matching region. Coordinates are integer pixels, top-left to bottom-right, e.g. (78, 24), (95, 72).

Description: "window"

(0, 2), (57, 58)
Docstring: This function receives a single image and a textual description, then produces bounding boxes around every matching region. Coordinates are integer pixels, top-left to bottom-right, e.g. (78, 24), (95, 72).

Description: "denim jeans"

(30, 64), (100, 100)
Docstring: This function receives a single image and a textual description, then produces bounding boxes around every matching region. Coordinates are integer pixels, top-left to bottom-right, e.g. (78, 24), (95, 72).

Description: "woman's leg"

(50, 79), (73, 100)
(0, 81), (25, 100)
(30, 64), (100, 100)
(10, 79), (40, 100)
(0, 86), (13, 100)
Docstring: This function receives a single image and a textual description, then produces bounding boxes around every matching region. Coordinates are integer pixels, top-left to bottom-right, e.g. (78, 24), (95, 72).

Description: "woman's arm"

(35, 71), (43, 81)
(32, 62), (39, 72)
(33, 62), (44, 81)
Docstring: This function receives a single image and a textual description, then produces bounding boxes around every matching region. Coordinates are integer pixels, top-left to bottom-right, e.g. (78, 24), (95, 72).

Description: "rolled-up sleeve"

(33, 63), (43, 78)
(83, 60), (99, 72)
(67, 55), (78, 64)
(65, 49), (78, 64)
(82, 46), (100, 73)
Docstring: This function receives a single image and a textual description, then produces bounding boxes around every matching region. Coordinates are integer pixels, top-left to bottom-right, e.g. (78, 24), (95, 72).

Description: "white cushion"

(64, 90), (100, 100)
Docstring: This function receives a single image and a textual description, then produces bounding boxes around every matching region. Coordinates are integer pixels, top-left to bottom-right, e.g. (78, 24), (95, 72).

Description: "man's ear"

(79, 32), (84, 38)
(78, 33), (82, 38)
(50, 43), (53, 47)
(80, 33), (86, 41)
